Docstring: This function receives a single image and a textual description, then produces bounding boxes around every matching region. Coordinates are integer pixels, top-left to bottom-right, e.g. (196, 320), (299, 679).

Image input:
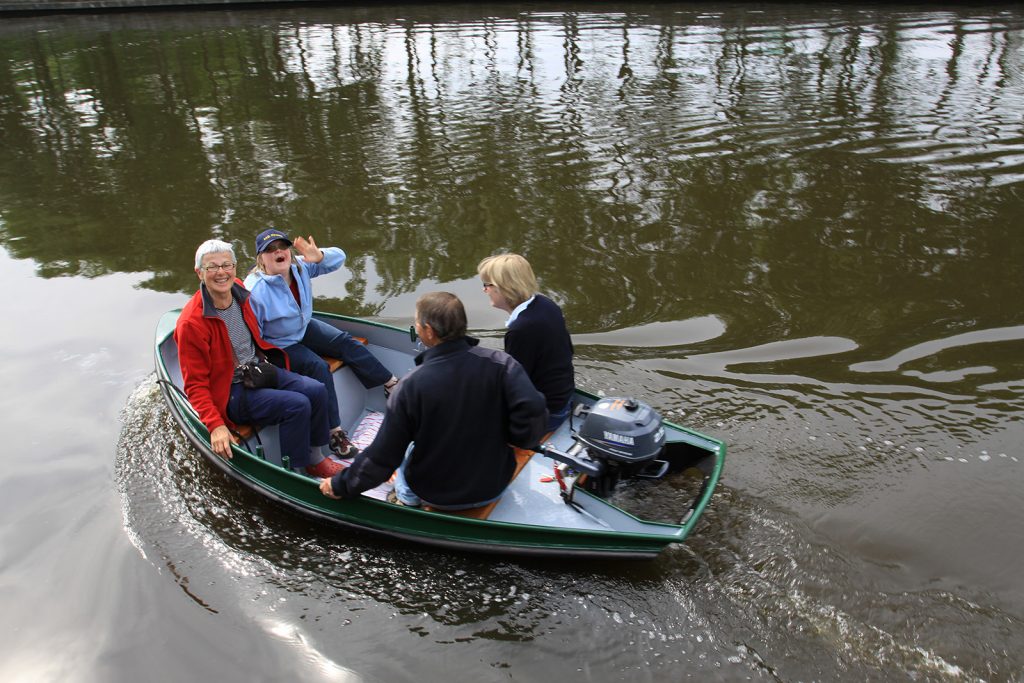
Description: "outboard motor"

(542, 397), (667, 498)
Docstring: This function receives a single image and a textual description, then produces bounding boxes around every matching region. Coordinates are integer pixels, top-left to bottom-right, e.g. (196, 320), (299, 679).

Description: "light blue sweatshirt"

(243, 247), (346, 347)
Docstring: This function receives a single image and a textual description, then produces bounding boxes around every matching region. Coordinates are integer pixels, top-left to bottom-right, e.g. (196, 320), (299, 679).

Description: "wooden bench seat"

(322, 335), (367, 373)
(232, 423), (255, 440)
(424, 447), (536, 520)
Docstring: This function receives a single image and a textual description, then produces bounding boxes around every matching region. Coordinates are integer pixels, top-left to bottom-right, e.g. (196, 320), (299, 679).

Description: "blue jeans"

(547, 399), (572, 433)
(226, 368), (330, 469)
(287, 319), (392, 428)
(393, 446), (503, 510)
(302, 318), (392, 388)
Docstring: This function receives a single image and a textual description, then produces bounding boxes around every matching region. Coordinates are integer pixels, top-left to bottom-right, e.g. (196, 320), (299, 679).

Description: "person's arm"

(176, 320), (234, 458)
(504, 324), (539, 376)
(294, 235), (346, 278)
(502, 357), (548, 448)
(326, 391), (416, 498)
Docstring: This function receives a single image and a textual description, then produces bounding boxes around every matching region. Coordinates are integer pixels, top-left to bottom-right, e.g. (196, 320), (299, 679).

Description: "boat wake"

(115, 375), (1016, 681)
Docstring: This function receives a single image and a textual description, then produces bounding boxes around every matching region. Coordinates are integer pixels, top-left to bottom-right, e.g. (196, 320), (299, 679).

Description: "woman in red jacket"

(174, 239), (343, 478)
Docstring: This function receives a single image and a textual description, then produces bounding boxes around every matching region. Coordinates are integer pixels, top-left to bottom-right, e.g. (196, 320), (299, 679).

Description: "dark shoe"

(305, 458), (343, 478)
(329, 430), (360, 458)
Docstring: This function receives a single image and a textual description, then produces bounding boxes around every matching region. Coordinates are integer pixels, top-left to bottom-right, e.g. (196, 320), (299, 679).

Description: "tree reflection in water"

(0, 6), (1021, 345)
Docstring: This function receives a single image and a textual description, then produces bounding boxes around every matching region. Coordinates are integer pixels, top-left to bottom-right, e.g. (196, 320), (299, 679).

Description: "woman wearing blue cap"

(244, 229), (398, 458)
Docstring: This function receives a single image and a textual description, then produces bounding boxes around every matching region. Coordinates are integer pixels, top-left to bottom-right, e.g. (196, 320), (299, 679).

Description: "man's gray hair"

(194, 239), (236, 270)
(416, 292), (467, 342)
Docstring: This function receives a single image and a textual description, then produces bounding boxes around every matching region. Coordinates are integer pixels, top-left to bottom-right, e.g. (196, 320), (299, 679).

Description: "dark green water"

(1, 4), (1022, 681)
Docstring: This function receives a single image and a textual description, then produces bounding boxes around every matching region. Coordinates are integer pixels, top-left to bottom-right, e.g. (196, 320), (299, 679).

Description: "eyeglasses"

(263, 241), (290, 253)
(203, 262), (236, 273)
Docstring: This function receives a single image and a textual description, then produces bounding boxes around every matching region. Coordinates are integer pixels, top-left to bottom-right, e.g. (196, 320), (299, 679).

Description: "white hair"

(194, 239), (236, 270)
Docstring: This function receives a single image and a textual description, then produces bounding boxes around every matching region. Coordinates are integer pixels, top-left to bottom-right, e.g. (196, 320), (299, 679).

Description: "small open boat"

(154, 309), (725, 559)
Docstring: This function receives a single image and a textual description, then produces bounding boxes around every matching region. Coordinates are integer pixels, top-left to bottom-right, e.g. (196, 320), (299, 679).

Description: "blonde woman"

(477, 253), (575, 431)
(244, 229), (398, 458)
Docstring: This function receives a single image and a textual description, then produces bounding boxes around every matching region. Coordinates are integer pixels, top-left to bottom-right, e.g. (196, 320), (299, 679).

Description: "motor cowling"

(575, 397), (666, 464)
(542, 397), (668, 498)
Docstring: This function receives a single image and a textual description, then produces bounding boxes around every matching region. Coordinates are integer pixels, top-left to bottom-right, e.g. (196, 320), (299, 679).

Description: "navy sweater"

(505, 294), (575, 414)
(331, 337), (547, 506)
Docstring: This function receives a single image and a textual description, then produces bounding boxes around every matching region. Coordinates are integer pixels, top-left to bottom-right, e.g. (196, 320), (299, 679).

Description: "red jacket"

(174, 281), (289, 433)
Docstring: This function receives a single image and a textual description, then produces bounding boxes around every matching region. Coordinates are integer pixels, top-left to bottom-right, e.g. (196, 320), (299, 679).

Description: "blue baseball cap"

(255, 229), (293, 254)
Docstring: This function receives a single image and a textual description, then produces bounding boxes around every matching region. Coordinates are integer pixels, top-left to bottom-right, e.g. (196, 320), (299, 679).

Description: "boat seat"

(425, 431), (554, 520)
(231, 423), (255, 441)
(322, 336), (368, 373)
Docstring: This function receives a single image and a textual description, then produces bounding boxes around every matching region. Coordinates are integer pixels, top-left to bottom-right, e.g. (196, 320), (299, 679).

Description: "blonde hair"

(476, 253), (538, 308)
(251, 247), (301, 276)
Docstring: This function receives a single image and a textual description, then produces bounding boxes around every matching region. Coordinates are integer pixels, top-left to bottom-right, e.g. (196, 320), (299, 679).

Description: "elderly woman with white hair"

(477, 253), (575, 432)
(174, 238), (343, 479)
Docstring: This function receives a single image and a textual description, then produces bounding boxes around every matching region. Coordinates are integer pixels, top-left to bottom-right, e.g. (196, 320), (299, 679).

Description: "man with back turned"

(319, 292), (547, 509)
